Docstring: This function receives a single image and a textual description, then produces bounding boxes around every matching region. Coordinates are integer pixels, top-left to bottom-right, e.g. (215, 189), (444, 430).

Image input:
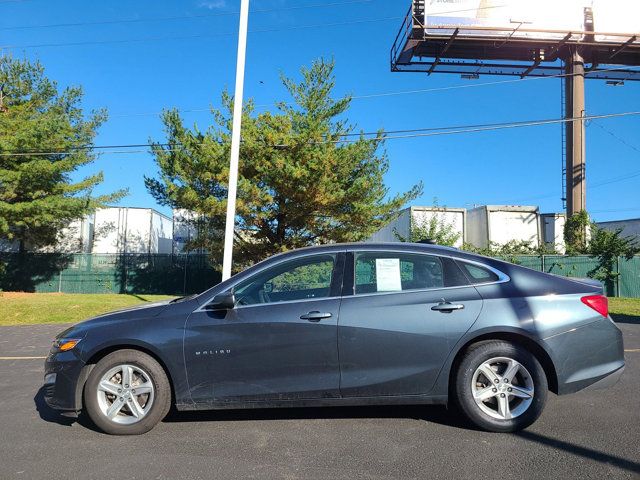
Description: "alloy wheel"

(96, 364), (155, 425)
(471, 357), (534, 420)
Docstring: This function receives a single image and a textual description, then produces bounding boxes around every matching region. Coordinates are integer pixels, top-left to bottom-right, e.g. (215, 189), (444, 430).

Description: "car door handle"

(431, 302), (465, 313)
(300, 311), (332, 322)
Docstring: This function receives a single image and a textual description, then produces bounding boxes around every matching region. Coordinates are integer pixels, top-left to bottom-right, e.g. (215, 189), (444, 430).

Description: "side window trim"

(195, 251), (346, 311)
(342, 251), (355, 297)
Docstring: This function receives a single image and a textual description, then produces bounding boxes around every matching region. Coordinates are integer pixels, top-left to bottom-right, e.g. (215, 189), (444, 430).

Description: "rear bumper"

(583, 365), (625, 391)
(43, 351), (90, 412)
(544, 317), (625, 395)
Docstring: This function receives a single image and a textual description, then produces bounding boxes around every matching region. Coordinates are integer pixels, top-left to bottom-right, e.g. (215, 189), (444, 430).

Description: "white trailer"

(92, 207), (173, 254)
(173, 209), (201, 254)
(367, 206), (466, 248)
(541, 213), (566, 253)
(466, 205), (541, 250)
(0, 216), (95, 253)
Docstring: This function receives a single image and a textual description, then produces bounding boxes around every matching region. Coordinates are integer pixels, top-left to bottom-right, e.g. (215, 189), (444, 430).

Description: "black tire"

(454, 340), (548, 433)
(83, 349), (171, 435)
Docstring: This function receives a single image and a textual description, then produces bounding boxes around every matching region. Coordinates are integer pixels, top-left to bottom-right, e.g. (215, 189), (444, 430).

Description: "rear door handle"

(431, 302), (465, 313)
(300, 311), (332, 322)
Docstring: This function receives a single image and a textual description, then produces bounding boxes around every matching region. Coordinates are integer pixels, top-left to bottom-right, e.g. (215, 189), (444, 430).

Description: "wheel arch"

(448, 331), (559, 395)
(78, 342), (177, 409)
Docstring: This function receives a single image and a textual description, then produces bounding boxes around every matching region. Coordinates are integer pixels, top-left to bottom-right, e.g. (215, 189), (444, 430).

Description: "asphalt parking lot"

(1, 321), (638, 480)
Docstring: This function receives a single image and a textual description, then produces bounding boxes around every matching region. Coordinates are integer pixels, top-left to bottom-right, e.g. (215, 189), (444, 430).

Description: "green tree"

(588, 225), (639, 289)
(564, 210), (590, 254)
(146, 58), (421, 267)
(0, 56), (125, 252)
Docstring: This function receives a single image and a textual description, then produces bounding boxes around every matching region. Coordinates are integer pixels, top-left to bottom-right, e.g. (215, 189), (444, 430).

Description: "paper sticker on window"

(376, 258), (402, 292)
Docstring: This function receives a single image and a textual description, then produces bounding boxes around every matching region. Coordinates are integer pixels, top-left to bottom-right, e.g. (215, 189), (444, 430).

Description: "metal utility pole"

(565, 49), (587, 217)
(222, 0), (250, 282)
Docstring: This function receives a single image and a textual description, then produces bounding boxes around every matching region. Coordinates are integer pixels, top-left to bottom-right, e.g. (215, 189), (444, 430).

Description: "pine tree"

(146, 58), (422, 268)
(0, 56), (125, 252)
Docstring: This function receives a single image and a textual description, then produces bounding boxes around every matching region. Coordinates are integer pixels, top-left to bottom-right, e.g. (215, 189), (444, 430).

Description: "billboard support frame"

(391, 0), (640, 220)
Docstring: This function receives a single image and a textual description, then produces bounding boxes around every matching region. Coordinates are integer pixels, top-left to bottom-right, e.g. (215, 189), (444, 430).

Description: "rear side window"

(457, 261), (501, 285)
(354, 253), (468, 295)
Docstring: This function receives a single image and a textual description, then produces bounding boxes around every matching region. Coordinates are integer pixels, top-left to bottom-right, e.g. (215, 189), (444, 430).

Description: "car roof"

(278, 242), (470, 258)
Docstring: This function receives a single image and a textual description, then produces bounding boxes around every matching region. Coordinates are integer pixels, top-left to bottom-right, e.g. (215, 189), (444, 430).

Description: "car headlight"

(51, 338), (82, 353)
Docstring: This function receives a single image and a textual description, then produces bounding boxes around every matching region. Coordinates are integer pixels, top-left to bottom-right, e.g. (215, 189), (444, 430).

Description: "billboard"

(425, 0), (640, 44)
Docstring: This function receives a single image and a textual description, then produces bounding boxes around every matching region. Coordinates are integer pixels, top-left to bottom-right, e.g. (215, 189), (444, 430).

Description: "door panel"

(184, 252), (344, 405)
(338, 251), (483, 397)
(185, 299), (341, 404)
(338, 288), (482, 397)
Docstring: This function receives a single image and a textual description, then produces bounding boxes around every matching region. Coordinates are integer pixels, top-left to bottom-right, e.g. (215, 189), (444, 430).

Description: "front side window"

(234, 255), (336, 306)
(355, 253), (446, 294)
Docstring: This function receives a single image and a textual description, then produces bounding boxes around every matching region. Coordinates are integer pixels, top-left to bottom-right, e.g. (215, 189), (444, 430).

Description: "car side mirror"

(206, 292), (236, 310)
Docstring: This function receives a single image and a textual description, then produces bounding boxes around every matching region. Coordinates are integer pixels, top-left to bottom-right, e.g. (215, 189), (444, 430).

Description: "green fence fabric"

(1, 253), (639, 297)
(619, 256), (640, 298)
(0, 253), (221, 295)
(506, 255), (626, 297)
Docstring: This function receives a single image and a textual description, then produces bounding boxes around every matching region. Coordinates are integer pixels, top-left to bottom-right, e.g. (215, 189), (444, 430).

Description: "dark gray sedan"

(43, 243), (625, 435)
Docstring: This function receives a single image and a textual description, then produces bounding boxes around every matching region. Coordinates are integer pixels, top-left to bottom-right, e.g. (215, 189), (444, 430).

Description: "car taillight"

(581, 295), (609, 318)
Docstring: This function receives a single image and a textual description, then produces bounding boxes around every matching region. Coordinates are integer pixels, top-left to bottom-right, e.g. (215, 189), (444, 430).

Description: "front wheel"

(454, 340), (548, 432)
(83, 349), (171, 435)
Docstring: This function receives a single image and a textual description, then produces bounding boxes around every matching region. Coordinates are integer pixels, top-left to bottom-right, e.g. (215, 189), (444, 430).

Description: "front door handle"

(431, 302), (465, 313)
(300, 311), (332, 322)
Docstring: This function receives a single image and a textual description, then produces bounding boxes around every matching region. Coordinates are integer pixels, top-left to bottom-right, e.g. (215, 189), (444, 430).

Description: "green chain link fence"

(0, 253), (639, 297)
(505, 255), (640, 297)
(0, 253), (221, 295)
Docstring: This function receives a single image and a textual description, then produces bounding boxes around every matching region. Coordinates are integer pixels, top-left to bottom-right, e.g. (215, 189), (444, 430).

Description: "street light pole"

(222, 0), (250, 281)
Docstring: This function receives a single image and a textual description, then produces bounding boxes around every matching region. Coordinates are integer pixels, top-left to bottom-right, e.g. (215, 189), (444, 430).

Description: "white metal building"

(0, 216), (95, 254)
(172, 209), (207, 254)
(92, 207), (173, 254)
(597, 218), (640, 239)
(466, 205), (541, 250)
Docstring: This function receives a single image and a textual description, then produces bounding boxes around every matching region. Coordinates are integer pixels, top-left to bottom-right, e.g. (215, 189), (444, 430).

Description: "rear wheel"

(454, 340), (547, 432)
(83, 349), (171, 435)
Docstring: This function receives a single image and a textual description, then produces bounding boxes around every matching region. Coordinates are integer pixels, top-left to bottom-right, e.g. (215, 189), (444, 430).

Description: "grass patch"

(0, 293), (175, 326)
(609, 298), (640, 317)
(609, 297), (640, 325)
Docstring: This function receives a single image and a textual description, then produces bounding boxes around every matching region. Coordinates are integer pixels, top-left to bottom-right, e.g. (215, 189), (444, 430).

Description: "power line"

(1, 1), (507, 32)
(0, 0), (376, 31)
(108, 64), (640, 119)
(591, 207), (640, 214)
(591, 121), (640, 155)
(2, 110), (639, 157)
(1, 2), (515, 50)
(3, 15), (404, 50)
(367, 111), (640, 143)
(501, 167), (640, 205)
(506, 163), (640, 205)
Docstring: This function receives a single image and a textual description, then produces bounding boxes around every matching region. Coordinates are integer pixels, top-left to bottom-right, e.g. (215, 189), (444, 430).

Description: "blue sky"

(3, 0), (639, 221)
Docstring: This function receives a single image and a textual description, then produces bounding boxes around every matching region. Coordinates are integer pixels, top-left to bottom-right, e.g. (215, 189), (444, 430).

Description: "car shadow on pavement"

(516, 431), (640, 475)
(33, 387), (101, 432)
(163, 404), (471, 430)
(611, 313), (640, 325)
(34, 387), (75, 427)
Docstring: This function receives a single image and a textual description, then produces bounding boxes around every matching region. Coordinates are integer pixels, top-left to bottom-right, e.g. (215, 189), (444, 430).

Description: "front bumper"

(43, 351), (90, 412)
(545, 317), (625, 395)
